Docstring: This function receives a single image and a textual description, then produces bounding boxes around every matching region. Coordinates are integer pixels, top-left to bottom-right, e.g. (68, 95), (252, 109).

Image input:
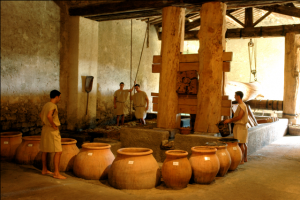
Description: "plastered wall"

(0, 1), (67, 133)
(97, 20), (161, 124)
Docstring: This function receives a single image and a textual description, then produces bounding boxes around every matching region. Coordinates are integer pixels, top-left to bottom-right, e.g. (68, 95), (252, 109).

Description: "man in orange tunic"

(39, 90), (66, 179)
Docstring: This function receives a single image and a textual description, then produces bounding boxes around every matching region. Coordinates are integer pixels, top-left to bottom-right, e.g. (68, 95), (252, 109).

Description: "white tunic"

(114, 90), (130, 115)
(133, 91), (148, 119)
(233, 102), (249, 143)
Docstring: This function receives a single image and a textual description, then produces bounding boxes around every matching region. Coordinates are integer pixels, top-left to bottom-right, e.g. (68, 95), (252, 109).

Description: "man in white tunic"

(224, 91), (248, 164)
(132, 84), (149, 125)
(114, 82), (135, 126)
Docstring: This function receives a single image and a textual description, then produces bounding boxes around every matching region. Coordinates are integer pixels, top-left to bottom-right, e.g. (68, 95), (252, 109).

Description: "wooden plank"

(223, 52), (233, 61)
(185, 18), (201, 31)
(223, 62), (231, 72)
(151, 92), (159, 96)
(221, 100), (232, 108)
(178, 98), (197, 106)
(153, 103), (158, 112)
(179, 54), (199, 62)
(152, 64), (161, 73)
(259, 5), (300, 19)
(153, 55), (162, 63)
(222, 95), (229, 100)
(253, 11), (272, 27)
(221, 107), (231, 116)
(152, 97), (159, 104)
(178, 105), (197, 114)
(180, 62), (198, 71)
(227, 13), (245, 27)
(244, 7), (253, 28)
(88, 10), (162, 21)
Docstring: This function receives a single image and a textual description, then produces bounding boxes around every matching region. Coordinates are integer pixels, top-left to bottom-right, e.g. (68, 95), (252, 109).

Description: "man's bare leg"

(141, 119), (146, 125)
(116, 116), (120, 126)
(53, 152), (66, 179)
(41, 152), (53, 175)
(121, 115), (124, 125)
(239, 143), (245, 164)
(244, 143), (248, 162)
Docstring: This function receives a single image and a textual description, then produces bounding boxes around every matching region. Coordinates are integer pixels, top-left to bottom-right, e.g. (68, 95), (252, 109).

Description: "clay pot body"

(162, 150), (192, 189)
(219, 138), (242, 171)
(73, 143), (114, 180)
(47, 138), (79, 171)
(108, 148), (160, 189)
(206, 143), (231, 177)
(15, 136), (41, 165)
(1, 132), (22, 161)
(189, 147), (220, 184)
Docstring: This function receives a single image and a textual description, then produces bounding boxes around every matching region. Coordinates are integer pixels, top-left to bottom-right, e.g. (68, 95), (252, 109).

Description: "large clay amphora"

(162, 150), (192, 189)
(1, 132), (22, 161)
(189, 146), (220, 184)
(219, 138), (242, 171)
(48, 138), (79, 172)
(108, 148), (161, 189)
(205, 143), (231, 177)
(73, 143), (114, 180)
(15, 136), (41, 165)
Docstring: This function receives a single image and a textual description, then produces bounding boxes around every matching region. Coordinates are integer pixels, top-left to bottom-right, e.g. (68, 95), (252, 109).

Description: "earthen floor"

(1, 136), (300, 200)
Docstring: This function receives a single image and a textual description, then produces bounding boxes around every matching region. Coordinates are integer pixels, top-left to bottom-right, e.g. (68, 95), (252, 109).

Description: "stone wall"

(0, 1), (67, 134)
(97, 20), (161, 124)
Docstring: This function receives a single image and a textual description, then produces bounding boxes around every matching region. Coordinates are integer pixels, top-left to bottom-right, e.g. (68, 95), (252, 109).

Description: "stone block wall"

(0, 1), (67, 134)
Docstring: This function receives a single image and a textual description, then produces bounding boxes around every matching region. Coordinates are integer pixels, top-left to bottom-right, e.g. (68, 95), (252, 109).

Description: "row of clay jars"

(219, 138), (242, 171)
(1, 132), (23, 161)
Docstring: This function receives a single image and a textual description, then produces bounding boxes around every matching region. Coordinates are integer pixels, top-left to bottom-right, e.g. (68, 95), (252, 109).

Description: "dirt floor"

(1, 136), (300, 200)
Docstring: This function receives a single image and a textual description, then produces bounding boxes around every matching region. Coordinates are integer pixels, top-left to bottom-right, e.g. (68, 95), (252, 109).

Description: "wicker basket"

(179, 127), (191, 135)
(289, 125), (300, 136)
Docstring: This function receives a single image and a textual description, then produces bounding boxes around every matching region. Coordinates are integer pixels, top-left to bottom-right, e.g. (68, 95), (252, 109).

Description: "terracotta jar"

(15, 136), (41, 165)
(73, 143), (114, 180)
(108, 148), (160, 189)
(219, 138), (242, 171)
(1, 132), (22, 161)
(205, 143), (231, 177)
(47, 138), (80, 172)
(189, 146), (220, 184)
(162, 150), (192, 189)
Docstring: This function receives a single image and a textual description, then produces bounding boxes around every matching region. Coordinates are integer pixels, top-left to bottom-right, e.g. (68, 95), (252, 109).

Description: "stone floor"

(1, 136), (300, 200)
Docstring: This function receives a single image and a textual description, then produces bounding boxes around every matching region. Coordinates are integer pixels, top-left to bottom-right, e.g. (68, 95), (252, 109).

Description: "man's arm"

(128, 81), (136, 92)
(224, 109), (244, 124)
(145, 96), (149, 111)
(114, 97), (117, 109)
(47, 109), (58, 130)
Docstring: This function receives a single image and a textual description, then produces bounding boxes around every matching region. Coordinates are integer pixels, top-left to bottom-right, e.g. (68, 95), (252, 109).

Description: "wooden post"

(157, 6), (185, 129)
(194, 2), (227, 133)
(283, 33), (300, 124)
(245, 7), (253, 28)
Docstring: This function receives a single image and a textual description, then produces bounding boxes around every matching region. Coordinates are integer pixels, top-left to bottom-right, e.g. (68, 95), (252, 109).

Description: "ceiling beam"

(69, 0), (295, 17)
(253, 11), (272, 27)
(158, 24), (300, 40)
(227, 13), (245, 27)
(245, 7), (254, 27)
(259, 5), (300, 18)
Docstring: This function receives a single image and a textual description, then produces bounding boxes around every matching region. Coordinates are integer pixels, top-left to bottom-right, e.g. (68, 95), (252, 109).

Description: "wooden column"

(157, 6), (185, 129)
(283, 33), (300, 124)
(194, 2), (227, 133)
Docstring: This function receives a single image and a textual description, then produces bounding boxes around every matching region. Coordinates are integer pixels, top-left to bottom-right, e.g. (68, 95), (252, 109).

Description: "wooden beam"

(221, 99), (232, 107)
(175, 24), (300, 40)
(153, 103), (158, 112)
(151, 92), (159, 96)
(152, 62), (231, 73)
(253, 11), (272, 27)
(221, 107), (232, 116)
(185, 18), (201, 31)
(259, 5), (300, 19)
(153, 97), (159, 104)
(227, 13), (245, 27)
(222, 95), (229, 100)
(245, 7), (254, 28)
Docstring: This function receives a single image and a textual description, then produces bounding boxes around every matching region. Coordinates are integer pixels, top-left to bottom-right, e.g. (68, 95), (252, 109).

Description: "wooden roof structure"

(66, 1), (300, 39)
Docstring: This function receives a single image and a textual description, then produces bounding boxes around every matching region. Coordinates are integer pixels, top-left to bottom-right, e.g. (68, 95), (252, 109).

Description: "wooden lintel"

(151, 92), (159, 96)
(222, 95), (229, 100)
(178, 105), (197, 114)
(159, 24), (300, 40)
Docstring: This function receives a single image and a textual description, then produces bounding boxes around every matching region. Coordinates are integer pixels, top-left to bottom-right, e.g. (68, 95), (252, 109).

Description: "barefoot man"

(39, 90), (66, 179)
(224, 91), (248, 164)
(114, 82), (135, 126)
(132, 84), (149, 125)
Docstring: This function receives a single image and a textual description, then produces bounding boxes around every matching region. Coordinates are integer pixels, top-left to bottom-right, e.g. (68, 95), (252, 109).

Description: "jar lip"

(191, 146), (217, 153)
(61, 138), (77, 145)
(22, 136), (41, 141)
(117, 148), (153, 156)
(165, 150), (188, 156)
(1, 132), (22, 138)
(205, 142), (228, 148)
(82, 143), (111, 150)
(218, 138), (240, 143)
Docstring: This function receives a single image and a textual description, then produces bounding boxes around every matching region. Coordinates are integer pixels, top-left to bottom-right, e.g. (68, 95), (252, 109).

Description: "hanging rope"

(130, 19), (133, 119)
(248, 39), (257, 82)
(135, 24), (148, 81)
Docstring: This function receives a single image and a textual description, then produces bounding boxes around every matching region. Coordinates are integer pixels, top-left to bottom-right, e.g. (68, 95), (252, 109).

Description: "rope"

(135, 24), (148, 81)
(130, 19), (133, 119)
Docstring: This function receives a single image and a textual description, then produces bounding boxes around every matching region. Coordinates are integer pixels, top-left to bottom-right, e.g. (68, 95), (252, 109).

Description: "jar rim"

(218, 138), (240, 143)
(165, 150), (188, 157)
(82, 142), (111, 150)
(22, 136), (41, 141)
(191, 146), (217, 153)
(61, 138), (77, 145)
(1, 132), (22, 138)
(117, 148), (153, 156)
